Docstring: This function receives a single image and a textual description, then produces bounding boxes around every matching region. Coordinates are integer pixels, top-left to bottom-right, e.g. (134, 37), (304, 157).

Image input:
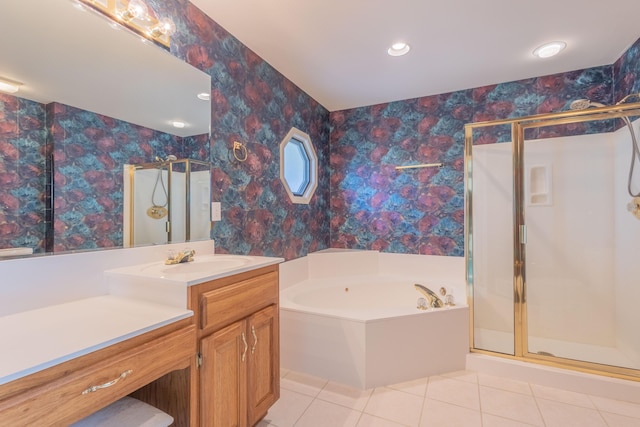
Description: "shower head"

(569, 99), (607, 110)
(154, 155), (178, 162)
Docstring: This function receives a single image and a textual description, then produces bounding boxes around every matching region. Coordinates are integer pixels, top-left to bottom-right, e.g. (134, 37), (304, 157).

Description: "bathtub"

(279, 250), (469, 389)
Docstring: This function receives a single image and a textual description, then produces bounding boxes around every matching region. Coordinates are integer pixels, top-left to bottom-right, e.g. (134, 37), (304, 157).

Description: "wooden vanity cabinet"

(190, 265), (280, 427)
(0, 319), (197, 427)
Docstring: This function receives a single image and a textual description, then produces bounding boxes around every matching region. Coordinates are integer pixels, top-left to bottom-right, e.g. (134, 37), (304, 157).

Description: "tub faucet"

(414, 284), (444, 308)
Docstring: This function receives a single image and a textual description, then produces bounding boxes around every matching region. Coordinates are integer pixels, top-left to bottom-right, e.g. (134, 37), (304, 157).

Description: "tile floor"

(258, 369), (640, 427)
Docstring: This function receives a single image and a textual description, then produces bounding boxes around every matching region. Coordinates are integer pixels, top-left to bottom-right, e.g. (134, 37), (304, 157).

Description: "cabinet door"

(247, 305), (279, 426)
(200, 320), (247, 427)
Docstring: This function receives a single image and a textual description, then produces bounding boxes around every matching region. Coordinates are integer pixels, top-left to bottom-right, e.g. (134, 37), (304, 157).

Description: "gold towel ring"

(232, 141), (248, 162)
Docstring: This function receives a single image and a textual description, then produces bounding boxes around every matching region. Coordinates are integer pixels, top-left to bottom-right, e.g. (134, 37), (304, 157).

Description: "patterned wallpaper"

(329, 65), (618, 256)
(0, 0), (639, 259)
(0, 95), (47, 252)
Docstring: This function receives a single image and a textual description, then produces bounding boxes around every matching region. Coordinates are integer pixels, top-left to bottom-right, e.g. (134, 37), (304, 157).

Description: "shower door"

(466, 104), (640, 380)
(519, 117), (640, 374)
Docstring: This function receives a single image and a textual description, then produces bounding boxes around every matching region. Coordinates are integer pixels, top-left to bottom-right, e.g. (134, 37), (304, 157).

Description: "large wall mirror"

(0, 0), (211, 259)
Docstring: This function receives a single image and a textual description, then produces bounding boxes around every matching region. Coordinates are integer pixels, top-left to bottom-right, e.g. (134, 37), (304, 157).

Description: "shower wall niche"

(123, 159), (212, 247)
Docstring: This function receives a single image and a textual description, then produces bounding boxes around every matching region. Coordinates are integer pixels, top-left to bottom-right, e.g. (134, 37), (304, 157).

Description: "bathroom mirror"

(0, 0), (212, 258)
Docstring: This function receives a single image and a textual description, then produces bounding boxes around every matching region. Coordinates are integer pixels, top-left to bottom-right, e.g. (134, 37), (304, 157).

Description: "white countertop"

(0, 295), (193, 385)
(105, 254), (284, 286)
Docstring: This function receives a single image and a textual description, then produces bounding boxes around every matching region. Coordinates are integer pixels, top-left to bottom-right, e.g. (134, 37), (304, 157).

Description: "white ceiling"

(191, 0), (640, 112)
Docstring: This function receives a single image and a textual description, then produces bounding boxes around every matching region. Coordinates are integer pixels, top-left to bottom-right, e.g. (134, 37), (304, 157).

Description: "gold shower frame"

(464, 101), (640, 382)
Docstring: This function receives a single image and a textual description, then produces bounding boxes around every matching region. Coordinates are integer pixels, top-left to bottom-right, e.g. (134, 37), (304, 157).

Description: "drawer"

(200, 271), (278, 332)
(0, 325), (195, 427)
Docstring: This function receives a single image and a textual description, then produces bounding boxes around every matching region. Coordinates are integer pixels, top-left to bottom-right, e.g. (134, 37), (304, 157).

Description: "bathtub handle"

(241, 332), (248, 362)
(251, 325), (257, 354)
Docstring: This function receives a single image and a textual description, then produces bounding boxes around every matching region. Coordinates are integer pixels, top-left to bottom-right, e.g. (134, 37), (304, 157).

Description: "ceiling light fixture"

(197, 92), (211, 101)
(533, 41), (567, 59)
(0, 77), (22, 94)
(172, 121), (185, 129)
(388, 42), (410, 57)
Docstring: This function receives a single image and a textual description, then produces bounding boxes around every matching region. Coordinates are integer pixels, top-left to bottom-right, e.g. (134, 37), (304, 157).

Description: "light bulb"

(120, 0), (148, 20)
(149, 17), (176, 37)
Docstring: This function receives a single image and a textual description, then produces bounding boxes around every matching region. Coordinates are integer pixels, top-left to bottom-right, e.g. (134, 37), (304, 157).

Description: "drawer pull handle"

(81, 370), (133, 395)
(241, 332), (248, 362)
(251, 325), (257, 354)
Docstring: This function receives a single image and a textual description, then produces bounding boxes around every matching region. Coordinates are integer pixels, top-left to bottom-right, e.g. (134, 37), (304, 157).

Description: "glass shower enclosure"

(465, 101), (640, 380)
(123, 159), (212, 247)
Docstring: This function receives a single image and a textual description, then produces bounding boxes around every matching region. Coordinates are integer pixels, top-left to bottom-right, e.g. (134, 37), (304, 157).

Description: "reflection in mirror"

(0, 0), (211, 258)
(124, 159), (212, 247)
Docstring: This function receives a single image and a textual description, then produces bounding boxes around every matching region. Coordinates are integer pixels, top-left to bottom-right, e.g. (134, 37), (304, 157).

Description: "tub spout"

(414, 284), (444, 308)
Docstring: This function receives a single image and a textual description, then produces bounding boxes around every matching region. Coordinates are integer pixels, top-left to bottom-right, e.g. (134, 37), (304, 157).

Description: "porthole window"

(279, 127), (317, 204)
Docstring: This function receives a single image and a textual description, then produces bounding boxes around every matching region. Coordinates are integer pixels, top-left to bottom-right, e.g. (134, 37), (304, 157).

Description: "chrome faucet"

(165, 248), (196, 265)
(414, 284), (444, 308)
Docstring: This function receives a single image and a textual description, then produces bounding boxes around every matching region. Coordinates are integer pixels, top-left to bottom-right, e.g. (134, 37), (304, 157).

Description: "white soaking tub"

(279, 250), (469, 389)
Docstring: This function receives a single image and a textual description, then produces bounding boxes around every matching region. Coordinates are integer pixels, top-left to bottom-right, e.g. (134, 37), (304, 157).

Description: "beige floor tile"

(425, 375), (480, 410)
(589, 395), (640, 419)
(295, 399), (362, 427)
(440, 370), (479, 384)
(356, 413), (409, 427)
(599, 410), (640, 427)
(387, 376), (429, 397)
(479, 386), (544, 426)
(263, 389), (314, 427)
(530, 383), (595, 409)
(536, 398), (607, 427)
(482, 413), (539, 427)
(317, 381), (374, 411)
(281, 371), (328, 397)
(478, 374), (532, 395)
(364, 387), (424, 427)
(420, 398), (481, 427)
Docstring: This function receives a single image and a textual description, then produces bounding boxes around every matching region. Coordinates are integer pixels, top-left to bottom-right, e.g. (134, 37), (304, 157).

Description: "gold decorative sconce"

(76, 0), (176, 49)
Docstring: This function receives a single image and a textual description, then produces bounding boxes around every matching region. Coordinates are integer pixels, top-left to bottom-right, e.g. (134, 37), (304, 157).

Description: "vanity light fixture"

(533, 41), (567, 58)
(197, 92), (211, 101)
(388, 42), (411, 57)
(0, 77), (21, 94)
(76, 0), (176, 49)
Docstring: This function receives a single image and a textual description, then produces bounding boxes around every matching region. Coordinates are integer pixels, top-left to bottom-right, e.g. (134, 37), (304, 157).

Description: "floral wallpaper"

(329, 65), (617, 256)
(1, 0), (639, 260)
(0, 95), (47, 252)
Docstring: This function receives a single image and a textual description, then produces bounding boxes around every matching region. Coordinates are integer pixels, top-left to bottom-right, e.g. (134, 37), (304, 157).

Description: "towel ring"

(232, 141), (248, 162)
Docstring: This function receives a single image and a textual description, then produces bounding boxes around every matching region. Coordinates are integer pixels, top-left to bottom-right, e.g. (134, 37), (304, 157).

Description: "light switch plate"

(211, 202), (221, 221)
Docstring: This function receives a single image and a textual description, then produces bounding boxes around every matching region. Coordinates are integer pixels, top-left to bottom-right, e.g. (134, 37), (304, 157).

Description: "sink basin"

(139, 255), (254, 280)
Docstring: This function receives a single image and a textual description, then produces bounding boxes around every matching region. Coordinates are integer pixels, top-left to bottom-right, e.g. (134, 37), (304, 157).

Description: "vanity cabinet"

(0, 320), (196, 427)
(190, 265), (279, 427)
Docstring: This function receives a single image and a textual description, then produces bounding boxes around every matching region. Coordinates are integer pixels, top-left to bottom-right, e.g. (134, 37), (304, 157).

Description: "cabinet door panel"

(247, 305), (279, 426)
(201, 321), (247, 427)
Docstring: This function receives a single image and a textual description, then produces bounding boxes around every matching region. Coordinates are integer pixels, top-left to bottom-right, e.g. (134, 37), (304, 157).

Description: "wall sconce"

(77, 0), (176, 49)
(0, 77), (22, 94)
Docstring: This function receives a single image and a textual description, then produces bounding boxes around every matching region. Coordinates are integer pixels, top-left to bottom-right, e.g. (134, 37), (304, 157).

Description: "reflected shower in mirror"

(0, 0), (211, 257)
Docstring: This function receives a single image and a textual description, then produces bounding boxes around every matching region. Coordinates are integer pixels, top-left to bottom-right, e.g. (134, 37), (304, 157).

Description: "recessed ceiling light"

(197, 92), (210, 101)
(172, 121), (185, 128)
(388, 42), (410, 57)
(0, 77), (21, 94)
(533, 41), (567, 58)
